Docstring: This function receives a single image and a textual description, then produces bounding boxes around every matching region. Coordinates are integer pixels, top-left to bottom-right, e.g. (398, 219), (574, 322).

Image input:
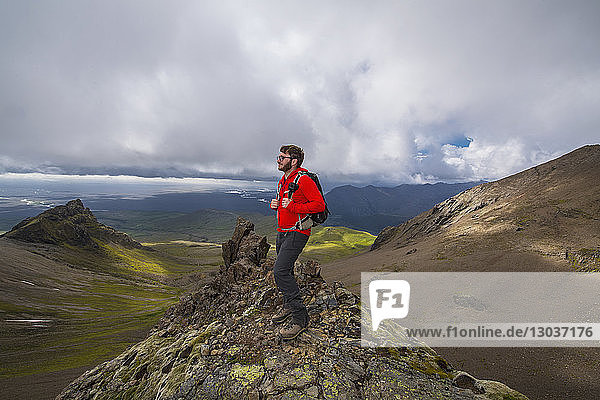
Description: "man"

(270, 144), (326, 340)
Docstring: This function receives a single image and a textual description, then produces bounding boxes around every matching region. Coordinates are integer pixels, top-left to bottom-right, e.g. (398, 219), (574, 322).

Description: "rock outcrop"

(2, 199), (142, 249)
(57, 217), (527, 400)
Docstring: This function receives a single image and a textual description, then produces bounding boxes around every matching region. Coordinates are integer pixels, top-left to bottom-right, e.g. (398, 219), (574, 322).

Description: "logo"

(369, 279), (410, 331)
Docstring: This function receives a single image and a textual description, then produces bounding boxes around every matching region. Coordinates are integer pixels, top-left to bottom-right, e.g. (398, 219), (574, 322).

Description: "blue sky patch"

(446, 137), (473, 148)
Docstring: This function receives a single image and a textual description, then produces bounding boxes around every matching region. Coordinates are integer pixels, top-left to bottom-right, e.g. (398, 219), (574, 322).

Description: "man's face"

(277, 152), (295, 172)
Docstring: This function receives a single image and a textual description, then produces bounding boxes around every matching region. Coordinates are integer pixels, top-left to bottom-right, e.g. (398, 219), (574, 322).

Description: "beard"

(278, 160), (292, 172)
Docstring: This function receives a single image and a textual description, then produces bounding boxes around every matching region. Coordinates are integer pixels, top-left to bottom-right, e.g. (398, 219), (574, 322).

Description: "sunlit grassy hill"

(321, 145), (600, 400)
(302, 226), (376, 262)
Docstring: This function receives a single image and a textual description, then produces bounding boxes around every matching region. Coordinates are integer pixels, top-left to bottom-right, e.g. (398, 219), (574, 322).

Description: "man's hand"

(281, 198), (292, 208)
(270, 199), (278, 209)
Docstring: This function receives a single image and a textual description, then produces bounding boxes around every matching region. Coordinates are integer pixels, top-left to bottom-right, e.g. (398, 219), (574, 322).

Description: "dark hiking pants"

(274, 231), (309, 326)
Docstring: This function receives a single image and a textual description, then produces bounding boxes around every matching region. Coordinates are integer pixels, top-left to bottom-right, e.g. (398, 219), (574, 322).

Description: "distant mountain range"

(0, 178), (483, 237)
(324, 181), (483, 234)
(83, 181), (483, 236)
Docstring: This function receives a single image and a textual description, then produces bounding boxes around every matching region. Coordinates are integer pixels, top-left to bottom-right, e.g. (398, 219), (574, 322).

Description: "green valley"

(0, 238), (217, 380)
(0, 200), (375, 399)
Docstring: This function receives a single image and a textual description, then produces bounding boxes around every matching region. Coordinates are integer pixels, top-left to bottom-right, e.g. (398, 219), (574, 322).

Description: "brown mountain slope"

(321, 144), (600, 400)
(325, 144), (599, 281)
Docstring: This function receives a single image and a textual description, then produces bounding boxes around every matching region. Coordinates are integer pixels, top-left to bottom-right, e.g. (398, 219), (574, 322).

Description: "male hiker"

(270, 144), (326, 340)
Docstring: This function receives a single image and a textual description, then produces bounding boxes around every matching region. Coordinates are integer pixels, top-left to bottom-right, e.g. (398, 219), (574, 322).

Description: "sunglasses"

(277, 155), (294, 161)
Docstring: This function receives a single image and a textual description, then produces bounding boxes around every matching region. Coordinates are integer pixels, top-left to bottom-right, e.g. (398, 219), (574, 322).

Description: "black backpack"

(285, 171), (330, 230)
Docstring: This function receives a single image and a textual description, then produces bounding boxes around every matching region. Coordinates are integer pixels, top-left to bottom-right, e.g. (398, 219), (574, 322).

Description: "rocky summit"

(2, 199), (142, 249)
(57, 217), (526, 400)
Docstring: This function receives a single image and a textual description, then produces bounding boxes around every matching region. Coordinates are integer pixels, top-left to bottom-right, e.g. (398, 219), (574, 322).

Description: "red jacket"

(272, 167), (326, 236)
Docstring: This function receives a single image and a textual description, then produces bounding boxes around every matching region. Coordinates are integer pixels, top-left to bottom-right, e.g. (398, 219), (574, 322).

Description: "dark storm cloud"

(1, 1), (599, 184)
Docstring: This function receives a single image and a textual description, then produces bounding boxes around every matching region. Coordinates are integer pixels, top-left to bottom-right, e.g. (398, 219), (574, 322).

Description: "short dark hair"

(280, 144), (304, 167)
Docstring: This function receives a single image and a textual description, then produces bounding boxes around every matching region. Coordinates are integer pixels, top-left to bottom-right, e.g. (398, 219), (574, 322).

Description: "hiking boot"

(271, 307), (292, 324)
(280, 321), (306, 340)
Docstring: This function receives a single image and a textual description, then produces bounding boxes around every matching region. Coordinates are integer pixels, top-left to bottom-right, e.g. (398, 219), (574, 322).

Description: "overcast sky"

(1, 0), (598, 185)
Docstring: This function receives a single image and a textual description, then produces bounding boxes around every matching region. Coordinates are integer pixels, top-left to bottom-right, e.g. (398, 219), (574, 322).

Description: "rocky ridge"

(57, 217), (527, 400)
(1, 199), (142, 249)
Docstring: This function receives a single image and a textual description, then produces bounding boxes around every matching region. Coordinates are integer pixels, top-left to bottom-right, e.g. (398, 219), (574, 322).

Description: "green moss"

(567, 248), (600, 271)
(385, 347), (406, 361)
(159, 363), (188, 397)
(516, 216), (532, 226)
(226, 346), (241, 357)
(118, 359), (141, 384)
(578, 248), (599, 256)
(120, 386), (139, 400)
(407, 351), (454, 380)
(0, 338), (133, 378)
(2, 229), (210, 382)
(0, 275), (180, 379)
(189, 322), (222, 348)
(388, 262), (407, 272)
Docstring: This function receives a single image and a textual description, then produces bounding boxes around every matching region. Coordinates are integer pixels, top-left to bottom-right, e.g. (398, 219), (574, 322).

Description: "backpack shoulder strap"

(287, 171), (306, 197)
(294, 170), (306, 182)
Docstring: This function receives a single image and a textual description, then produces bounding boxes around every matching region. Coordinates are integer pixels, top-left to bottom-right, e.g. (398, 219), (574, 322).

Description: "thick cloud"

(1, 0), (598, 184)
